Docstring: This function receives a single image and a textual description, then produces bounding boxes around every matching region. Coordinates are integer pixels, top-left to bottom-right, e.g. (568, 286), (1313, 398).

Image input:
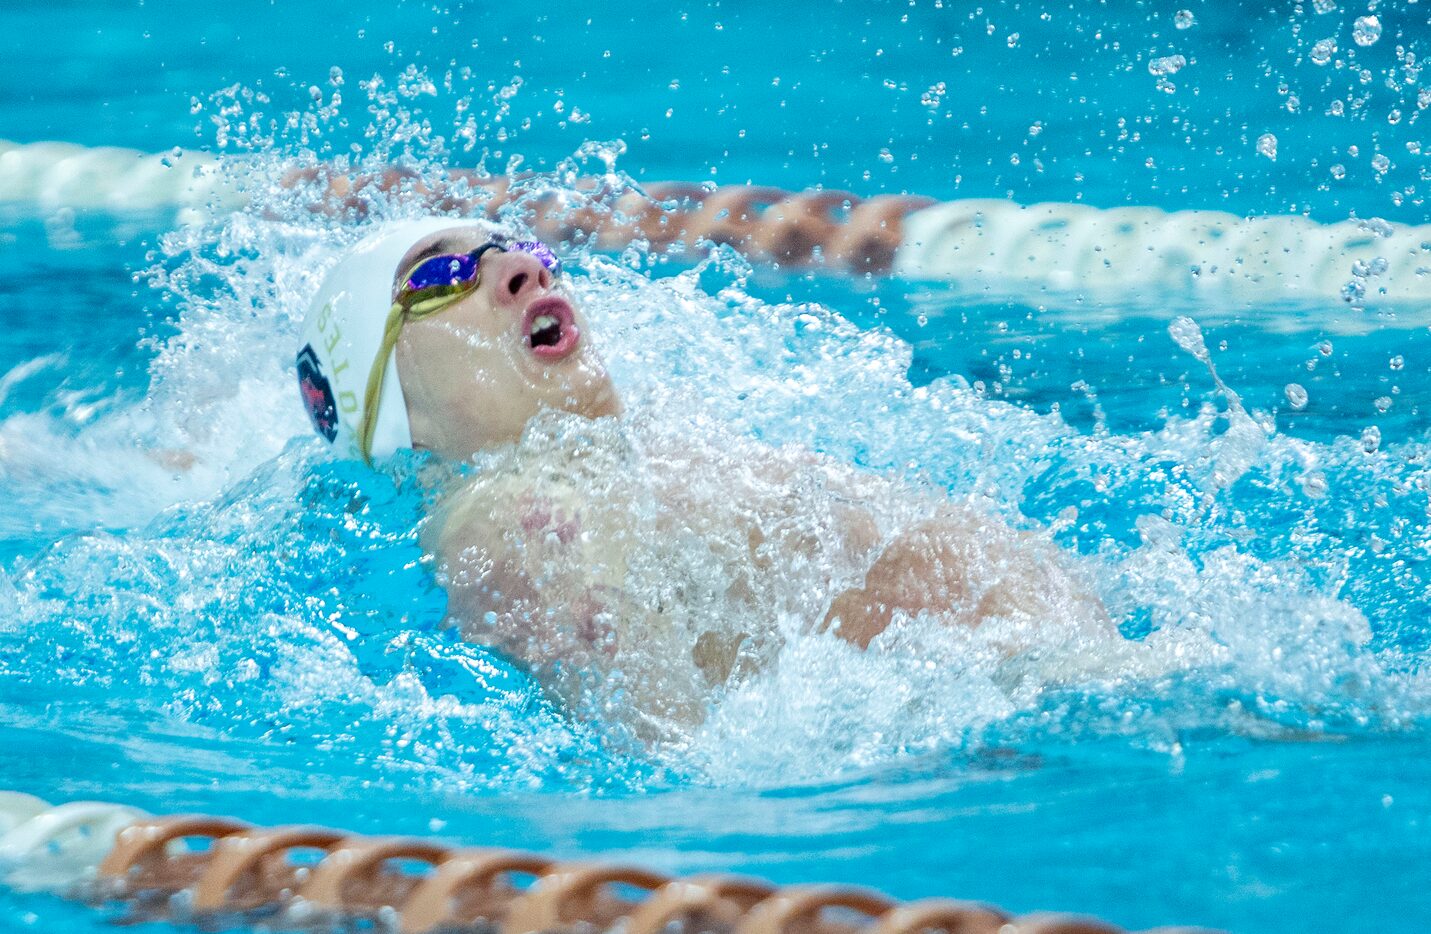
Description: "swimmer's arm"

(739, 446), (1109, 646)
(822, 507), (1113, 648)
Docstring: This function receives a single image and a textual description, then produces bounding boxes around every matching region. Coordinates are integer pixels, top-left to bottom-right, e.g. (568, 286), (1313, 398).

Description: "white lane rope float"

(0, 793), (149, 894)
(2, 136), (1429, 306)
(0, 790), (1216, 934)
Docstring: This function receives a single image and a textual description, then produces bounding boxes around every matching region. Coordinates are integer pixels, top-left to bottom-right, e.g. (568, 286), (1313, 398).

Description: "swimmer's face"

(392, 226), (621, 459)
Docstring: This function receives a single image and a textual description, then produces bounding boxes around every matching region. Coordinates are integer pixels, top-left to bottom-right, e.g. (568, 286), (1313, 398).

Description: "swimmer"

(297, 218), (1112, 741)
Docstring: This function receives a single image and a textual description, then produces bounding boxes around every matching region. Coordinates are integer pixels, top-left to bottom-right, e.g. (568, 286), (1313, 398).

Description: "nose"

(486, 250), (554, 306)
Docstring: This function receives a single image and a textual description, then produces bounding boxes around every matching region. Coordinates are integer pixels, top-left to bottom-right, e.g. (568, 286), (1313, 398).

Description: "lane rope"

(3, 137), (1429, 304)
(0, 791), (1216, 934)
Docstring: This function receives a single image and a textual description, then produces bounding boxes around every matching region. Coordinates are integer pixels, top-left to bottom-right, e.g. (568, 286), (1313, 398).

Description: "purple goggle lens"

(405, 252), (482, 292)
(508, 239), (563, 277)
(402, 238), (561, 295)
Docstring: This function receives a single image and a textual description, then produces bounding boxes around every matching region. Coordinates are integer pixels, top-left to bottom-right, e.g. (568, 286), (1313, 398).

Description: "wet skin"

(394, 226), (1110, 728)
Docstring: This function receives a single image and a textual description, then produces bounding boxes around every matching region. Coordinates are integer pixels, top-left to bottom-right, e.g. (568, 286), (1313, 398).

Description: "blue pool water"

(4, 1), (1431, 931)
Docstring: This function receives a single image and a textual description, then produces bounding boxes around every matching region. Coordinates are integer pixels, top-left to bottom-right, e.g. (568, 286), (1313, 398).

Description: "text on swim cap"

(315, 299), (360, 418)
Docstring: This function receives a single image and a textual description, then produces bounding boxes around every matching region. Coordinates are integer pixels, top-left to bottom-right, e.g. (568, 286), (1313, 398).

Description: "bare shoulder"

(425, 467), (527, 563)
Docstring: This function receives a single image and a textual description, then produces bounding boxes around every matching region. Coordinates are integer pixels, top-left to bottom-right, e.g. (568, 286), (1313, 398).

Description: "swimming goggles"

(357, 236), (563, 463)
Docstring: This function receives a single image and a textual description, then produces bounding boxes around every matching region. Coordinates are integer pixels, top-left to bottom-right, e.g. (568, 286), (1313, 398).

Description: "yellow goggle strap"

(356, 290), (468, 465)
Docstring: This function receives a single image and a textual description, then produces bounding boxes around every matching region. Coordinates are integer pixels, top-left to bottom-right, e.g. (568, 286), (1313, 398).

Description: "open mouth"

(522, 295), (581, 360)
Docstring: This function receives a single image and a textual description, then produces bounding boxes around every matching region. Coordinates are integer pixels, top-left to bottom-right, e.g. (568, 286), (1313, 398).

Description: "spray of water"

(1, 68), (1428, 796)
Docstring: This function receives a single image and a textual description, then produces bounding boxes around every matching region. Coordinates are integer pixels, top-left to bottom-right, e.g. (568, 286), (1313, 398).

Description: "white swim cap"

(296, 217), (497, 461)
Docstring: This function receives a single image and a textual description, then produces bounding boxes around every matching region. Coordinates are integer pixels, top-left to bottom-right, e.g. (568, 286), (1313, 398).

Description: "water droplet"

(1361, 425), (1382, 453)
(1148, 54), (1187, 76)
(1256, 133), (1278, 161)
(1285, 383), (1309, 410)
(1311, 38), (1337, 65)
(1174, 9), (1196, 29)
(1168, 316), (1210, 362)
(1353, 15), (1382, 47)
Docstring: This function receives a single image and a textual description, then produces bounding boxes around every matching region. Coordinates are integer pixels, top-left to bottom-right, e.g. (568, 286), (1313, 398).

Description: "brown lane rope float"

(0, 798), (1224, 934)
(283, 164), (934, 276)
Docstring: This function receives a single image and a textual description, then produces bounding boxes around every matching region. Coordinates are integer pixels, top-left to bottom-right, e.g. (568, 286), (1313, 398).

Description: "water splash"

(2, 69), (1430, 795)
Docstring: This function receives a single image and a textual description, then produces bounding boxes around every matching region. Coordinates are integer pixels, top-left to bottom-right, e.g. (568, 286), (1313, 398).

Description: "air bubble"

(1331, 164), (1347, 179)
(1372, 153), (1391, 174)
(1375, 396), (1393, 413)
(1390, 354), (1405, 370)
(1174, 9), (1195, 29)
(1256, 133), (1278, 161)
(1313, 0), (1336, 12)
(1353, 15), (1382, 47)
(1311, 38), (1337, 65)
(1284, 383), (1309, 410)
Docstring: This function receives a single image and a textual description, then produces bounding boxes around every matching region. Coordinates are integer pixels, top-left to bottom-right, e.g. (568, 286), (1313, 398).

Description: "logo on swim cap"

(296, 344), (339, 443)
